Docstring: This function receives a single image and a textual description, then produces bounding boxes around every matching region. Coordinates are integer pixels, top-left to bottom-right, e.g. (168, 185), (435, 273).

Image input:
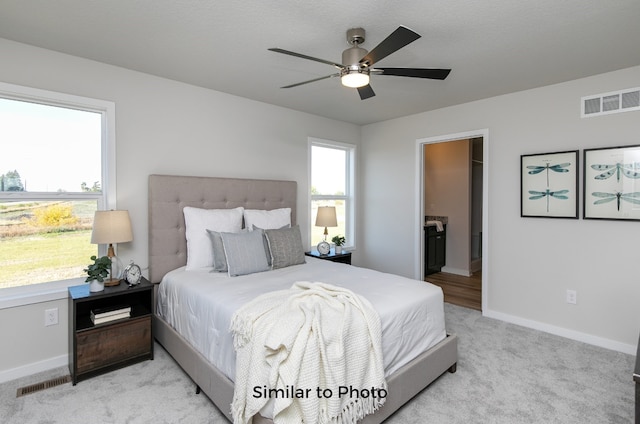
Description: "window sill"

(0, 278), (85, 309)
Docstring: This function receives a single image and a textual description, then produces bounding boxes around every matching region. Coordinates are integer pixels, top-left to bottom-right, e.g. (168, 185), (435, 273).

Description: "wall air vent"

(581, 87), (640, 118)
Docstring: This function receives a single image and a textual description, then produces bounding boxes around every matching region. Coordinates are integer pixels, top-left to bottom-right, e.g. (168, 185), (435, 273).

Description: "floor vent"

(582, 87), (640, 118)
(16, 375), (71, 398)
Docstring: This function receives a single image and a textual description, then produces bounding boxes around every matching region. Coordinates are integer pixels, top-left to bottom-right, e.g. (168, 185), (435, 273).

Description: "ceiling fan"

(269, 25), (451, 100)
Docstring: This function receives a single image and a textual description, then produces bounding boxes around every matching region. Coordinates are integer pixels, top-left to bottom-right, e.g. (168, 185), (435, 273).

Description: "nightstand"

(305, 249), (352, 265)
(68, 277), (154, 385)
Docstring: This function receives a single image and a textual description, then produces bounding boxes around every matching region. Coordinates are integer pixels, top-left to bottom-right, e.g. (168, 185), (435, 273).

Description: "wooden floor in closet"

(425, 271), (482, 311)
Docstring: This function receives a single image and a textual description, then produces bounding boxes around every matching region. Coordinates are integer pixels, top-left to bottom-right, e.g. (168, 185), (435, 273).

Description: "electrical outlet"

(45, 308), (59, 326)
(566, 290), (577, 305)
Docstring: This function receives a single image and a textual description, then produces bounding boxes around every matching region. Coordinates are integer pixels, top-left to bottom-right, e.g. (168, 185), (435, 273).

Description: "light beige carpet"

(0, 304), (635, 423)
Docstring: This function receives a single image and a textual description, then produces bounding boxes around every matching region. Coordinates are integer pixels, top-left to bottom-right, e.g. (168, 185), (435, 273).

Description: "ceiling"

(1, 1), (639, 125)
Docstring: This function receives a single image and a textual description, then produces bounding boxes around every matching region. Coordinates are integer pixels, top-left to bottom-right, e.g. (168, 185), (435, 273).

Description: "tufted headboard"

(148, 174), (297, 283)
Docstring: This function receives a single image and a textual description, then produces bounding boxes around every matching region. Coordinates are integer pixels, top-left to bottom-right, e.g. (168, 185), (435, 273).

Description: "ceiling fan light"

(341, 71), (370, 88)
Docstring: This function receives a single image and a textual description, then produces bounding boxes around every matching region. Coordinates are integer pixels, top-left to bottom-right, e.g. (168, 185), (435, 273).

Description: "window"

(0, 82), (115, 293)
(309, 138), (355, 249)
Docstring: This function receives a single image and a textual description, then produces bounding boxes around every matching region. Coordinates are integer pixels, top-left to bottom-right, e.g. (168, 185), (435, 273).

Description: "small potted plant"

(331, 235), (346, 254)
(84, 255), (111, 292)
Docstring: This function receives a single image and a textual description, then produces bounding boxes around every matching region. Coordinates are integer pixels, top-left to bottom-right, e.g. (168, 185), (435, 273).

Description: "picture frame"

(521, 150), (579, 218)
(583, 144), (640, 221)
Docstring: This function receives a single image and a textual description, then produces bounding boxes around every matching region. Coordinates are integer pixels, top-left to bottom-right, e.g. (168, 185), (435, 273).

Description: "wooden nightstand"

(68, 277), (154, 385)
(305, 249), (352, 265)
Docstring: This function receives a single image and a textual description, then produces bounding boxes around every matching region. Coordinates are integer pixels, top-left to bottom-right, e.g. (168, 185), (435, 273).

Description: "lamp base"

(104, 278), (121, 287)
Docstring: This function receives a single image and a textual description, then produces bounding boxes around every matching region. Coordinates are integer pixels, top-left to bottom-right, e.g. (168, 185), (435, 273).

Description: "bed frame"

(148, 174), (458, 423)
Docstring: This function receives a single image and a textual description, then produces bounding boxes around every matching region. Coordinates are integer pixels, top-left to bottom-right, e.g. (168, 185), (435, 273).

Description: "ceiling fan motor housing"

(344, 27), (368, 69)
(342, 46), (368, 69)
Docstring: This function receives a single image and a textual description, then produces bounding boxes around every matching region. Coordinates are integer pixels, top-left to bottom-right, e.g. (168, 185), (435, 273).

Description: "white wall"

(361, 65), (640, 353)
(0, 38), (361, 380)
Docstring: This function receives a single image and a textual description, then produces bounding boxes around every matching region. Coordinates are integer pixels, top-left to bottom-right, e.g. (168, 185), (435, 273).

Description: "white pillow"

(243, 208), (291, 231)
(183, 206), (244, 270)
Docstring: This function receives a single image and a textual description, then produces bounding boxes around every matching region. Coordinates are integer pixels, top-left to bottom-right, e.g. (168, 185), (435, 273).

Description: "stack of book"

(90, 305), (131, 325)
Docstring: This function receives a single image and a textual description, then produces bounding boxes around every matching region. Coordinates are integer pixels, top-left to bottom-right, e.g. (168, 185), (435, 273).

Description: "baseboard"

(483, 309), (636, 355)
(0, 354), (68, 384)
(441, 266), (471, 277)
(470, 259), (482, 273)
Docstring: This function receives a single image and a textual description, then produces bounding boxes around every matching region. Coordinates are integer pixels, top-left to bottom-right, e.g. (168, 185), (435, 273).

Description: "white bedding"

(156, 257), (446, 381)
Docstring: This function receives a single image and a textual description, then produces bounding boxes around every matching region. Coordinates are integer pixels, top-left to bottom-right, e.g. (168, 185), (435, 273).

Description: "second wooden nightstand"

(305, 249), (352, 265)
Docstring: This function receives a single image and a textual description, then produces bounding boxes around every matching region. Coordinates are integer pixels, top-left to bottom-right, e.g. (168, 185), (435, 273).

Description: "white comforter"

(156, 257), (446, 381)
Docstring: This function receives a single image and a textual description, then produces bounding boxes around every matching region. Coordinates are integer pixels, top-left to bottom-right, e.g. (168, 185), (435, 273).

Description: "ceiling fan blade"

(374, 67), (451, 80)
(269, 48), (344, 69)
(280, 73), (340, 89)
(357, 84), (376, 100)
(359, 26), (421, 67)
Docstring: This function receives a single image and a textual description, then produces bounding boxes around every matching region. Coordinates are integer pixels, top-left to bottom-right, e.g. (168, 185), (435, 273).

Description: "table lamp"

(91, 210), (133, 286)
(315, 206), (337, 254)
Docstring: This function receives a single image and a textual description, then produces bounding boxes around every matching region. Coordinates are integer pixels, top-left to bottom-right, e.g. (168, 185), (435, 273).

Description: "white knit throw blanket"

(230, 281), (387, 424)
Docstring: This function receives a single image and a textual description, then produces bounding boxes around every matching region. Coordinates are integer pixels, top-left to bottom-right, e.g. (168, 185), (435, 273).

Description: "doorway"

(415, 129), (489, 312)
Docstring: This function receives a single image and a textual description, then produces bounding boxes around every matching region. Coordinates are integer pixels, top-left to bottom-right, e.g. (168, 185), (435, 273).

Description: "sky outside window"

(0, 98), (101, 192)
(311, 145), (346, 195)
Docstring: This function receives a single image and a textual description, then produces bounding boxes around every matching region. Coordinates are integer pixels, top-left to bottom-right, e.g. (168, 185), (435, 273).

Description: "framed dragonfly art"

(583, 144), (640, 221)
(521, 150), (579, 218)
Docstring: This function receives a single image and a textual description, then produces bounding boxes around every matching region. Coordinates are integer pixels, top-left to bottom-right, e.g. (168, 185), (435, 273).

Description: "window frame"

(308, 137), (356, 251)
(0, 82), (116, 308)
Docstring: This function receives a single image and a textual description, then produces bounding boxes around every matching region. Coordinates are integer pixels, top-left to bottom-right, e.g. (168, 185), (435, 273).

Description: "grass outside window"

(0, 200), (97, 289)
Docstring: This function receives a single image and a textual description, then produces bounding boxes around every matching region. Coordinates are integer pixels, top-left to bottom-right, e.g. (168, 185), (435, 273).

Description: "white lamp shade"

(315, 206), (338, 227)
(91, 210), (133, 244)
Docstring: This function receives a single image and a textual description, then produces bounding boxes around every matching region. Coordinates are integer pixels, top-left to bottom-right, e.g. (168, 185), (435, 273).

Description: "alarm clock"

(123, 261), (142, 286)
(316, 241), (331, 255)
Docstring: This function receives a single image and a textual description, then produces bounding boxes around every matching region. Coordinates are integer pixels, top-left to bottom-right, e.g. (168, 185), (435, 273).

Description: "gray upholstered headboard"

(148, 174), (297, 283)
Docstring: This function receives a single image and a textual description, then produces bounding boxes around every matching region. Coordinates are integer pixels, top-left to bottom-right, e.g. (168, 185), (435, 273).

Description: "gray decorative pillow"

(220, 229), (270, 276)
(265, 225), (306, 269)
(252, 224), (289, 266)
(206, 229), (229, 272)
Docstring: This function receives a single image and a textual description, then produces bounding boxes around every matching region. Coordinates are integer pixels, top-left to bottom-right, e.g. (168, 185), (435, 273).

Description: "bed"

(149, 174), (458, 423)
